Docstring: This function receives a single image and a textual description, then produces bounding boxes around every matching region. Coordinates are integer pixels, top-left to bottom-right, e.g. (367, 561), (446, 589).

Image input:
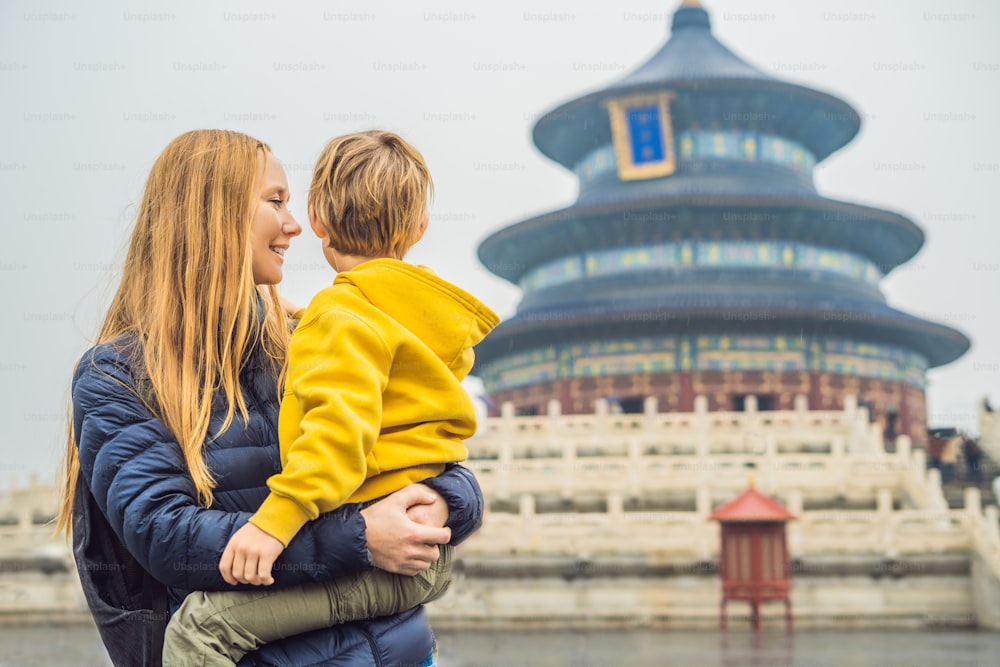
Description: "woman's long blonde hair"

(56, 129), (289, 536)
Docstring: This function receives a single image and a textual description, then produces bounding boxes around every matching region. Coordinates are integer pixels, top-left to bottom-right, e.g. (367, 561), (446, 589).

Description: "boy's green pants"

(162, 545), (453, 666)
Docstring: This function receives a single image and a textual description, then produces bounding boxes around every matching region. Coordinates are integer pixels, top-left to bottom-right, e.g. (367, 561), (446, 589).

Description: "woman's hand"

(405, 483), (450, 527)
(361, 484), (451, 576)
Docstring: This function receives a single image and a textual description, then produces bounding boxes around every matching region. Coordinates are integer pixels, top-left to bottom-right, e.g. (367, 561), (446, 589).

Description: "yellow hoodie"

(250, 259), (500, 545)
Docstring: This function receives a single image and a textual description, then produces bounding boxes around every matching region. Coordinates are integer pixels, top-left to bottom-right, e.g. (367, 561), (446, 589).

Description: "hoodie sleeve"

(72, 345), (372, 592)
(250, 308), (392, 545)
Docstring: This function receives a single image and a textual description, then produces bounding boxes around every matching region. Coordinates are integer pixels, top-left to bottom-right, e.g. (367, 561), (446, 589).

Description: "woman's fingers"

(406, 485), (449, 527)
(389, 483), (440, 511)
(408, 521), (452, 547)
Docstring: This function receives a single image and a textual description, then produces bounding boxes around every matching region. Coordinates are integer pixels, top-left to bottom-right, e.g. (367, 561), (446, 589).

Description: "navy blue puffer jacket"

(72, 333), (483, 666)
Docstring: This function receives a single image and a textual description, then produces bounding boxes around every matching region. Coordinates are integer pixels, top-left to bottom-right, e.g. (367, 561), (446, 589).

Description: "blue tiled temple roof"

(478, 282), (970, 369)
(533, 3), (860, 169)
(615, 4), (774, 86)
(478, 195), (923, 283)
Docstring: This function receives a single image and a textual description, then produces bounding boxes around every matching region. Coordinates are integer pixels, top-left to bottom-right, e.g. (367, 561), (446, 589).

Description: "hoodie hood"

(333, 258), (500, 371)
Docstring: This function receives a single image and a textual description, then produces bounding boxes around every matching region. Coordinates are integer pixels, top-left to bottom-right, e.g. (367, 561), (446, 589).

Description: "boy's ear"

(413, 213), (429, 243)
(308, 204), (327, 239)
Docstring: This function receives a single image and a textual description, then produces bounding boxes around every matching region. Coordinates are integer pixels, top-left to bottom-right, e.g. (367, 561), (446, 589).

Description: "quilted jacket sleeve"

(423, 463), (484, 545)
(72, 345), (371, 592)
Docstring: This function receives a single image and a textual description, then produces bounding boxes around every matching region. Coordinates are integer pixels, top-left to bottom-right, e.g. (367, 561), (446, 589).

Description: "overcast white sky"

(1, 0), (998, 489)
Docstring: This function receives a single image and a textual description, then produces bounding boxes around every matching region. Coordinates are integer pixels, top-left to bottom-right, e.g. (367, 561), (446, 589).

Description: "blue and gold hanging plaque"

(606, 92), (677, 180)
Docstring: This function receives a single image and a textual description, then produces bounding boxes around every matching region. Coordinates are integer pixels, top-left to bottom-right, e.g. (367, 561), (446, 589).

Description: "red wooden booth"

(709, 485), (795, 631)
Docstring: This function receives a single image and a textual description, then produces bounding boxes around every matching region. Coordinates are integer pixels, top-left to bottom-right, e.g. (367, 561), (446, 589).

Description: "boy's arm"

(250, 309), (391, 545)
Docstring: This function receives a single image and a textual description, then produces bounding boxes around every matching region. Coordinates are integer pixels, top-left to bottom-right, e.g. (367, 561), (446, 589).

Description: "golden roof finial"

(681, 0), (703, 6)
(747, 474), (755, 489)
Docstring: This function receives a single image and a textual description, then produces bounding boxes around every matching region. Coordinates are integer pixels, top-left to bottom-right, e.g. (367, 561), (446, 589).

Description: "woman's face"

(250, 153), (301, 285)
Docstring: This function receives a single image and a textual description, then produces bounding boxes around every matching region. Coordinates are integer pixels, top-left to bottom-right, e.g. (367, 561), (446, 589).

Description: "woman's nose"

(283, 213), (302, 237)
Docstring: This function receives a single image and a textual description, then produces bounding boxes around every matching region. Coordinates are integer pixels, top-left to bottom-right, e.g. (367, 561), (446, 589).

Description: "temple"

(475, 0), (969, 442)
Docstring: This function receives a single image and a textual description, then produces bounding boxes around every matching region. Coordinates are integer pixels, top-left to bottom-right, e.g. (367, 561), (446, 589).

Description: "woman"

(56, 129), (483, 665)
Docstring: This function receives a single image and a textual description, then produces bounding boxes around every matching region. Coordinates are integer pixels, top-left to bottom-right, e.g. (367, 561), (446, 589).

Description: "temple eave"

(479, 196), (924, 283)
(534, 78), (862, 168)
(475, 309), (969, 370)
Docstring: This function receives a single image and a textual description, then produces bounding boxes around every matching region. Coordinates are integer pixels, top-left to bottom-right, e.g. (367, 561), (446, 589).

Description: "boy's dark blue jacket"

(72, 333), (483, 666)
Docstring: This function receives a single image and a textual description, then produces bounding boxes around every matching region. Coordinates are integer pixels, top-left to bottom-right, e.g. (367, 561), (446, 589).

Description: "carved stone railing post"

(643, 396), (658, 417)
(562, 419), (577, 501)
(863, 422), (877, 454)
(643, 396), (658, 447)
(696, 485), (712, 518)
(843, 394), (857, 418)
(627, 438), (642, 499)
(794, 394), (808, 431)
(831, 436), (847, 497)
(899, 445), (930, 510)
(547, 399), (562, 455)
(519, 493), (535, 525)
(694, 395), (709, 457)
(965, 487), (983, 518)
(696, 485), (714, 560)
(895, 434), (911, 460)
(17, 507), (32, 545)
(498, 402), (515, 500)
(607, 491), (624, 517)
(926, 468), (948, 513)
(876, 488), (895, 558)
(786, 489), (804, 557)
(594, 396), (609, 421)
(743, 395), (761, 456)
(762, 434), (778, 491)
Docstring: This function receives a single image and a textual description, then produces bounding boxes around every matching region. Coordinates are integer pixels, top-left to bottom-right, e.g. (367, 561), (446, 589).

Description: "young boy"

(162, 130), (499, 666)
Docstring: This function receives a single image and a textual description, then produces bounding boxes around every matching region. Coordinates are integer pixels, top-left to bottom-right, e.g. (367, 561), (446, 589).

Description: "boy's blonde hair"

(309, 130), (433, 259)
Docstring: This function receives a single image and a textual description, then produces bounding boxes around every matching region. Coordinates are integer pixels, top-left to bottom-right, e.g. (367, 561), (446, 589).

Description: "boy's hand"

(219, 523), (285, 586)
